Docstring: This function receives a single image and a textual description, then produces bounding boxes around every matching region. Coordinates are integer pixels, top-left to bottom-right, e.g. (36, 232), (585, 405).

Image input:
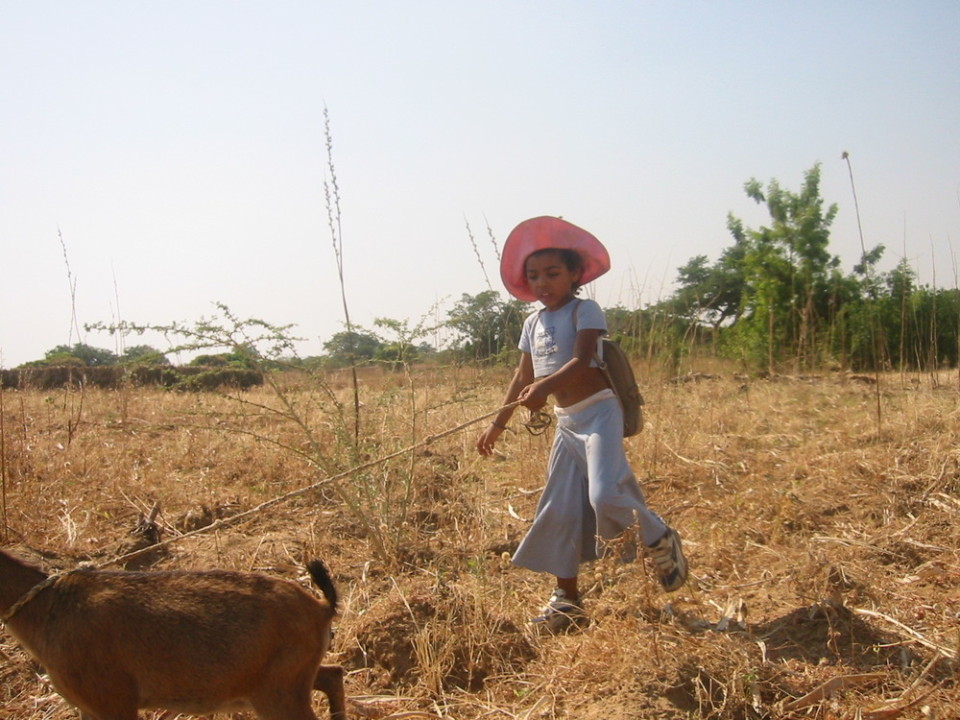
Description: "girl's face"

(525, 250), (582, 311)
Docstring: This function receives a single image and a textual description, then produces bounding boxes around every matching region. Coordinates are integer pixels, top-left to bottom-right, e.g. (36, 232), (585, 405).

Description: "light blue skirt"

(512, 390), (667, 579)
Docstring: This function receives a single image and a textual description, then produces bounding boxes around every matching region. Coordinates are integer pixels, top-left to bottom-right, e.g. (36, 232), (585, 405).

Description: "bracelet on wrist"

(491, 421), (508, 430)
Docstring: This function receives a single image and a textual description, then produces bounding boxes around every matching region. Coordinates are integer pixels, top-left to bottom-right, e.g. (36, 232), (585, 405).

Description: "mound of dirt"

(343, 578), (536, 691)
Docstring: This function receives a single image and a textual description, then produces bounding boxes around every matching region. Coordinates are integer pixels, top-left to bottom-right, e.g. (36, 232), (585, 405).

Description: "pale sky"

(2, 1), (958, 366)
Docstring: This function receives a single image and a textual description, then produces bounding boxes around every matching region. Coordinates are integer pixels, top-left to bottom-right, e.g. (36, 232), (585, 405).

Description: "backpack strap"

(571, 299), (605, 368)
(572, 299), (620, 406)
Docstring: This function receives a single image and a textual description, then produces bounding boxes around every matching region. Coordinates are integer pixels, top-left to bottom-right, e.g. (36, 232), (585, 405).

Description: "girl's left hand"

(476, 424), (503, 456)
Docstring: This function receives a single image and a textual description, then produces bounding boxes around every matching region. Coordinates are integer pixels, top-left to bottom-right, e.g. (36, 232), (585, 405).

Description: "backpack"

(572, 300), (645, 437)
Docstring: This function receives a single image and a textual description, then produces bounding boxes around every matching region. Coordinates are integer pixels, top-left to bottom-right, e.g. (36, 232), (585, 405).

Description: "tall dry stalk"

(956, 187), (960, 389)
(56, 227), (86, 446)
(0, 378), (7, 541)
(58, 226), (82, 347)
(929, 237), (939, 385)
(842, 151), (882, 431)
(323, 107), (361, 443)
(464, 215), (494, 292)
(951, 233), (960, 391)
(899, 219), (908, 383)
(484, 214), (500, 263)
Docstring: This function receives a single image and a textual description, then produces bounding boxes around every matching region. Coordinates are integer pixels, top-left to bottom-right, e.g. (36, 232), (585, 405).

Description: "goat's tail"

(306, 560), (338, 612)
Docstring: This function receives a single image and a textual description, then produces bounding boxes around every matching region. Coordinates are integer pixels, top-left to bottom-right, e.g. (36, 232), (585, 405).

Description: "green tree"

(373, 316), (433, 370)
(189, 353), (230, 367)
(672, 241), (747, 331)
(189, 343), (260, 369)
(322, 330), (382, 365)
(725, 164), (849, 369)
(446, 291), (527, 361)
(41, 343), (118, 367)
(120, 345), (170, 365)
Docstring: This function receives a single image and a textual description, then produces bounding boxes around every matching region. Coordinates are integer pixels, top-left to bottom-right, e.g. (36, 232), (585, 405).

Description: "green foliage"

(35, 343), (118, 367)
(166, 367), (264, 391)
(446, 291), (527, 362)
(728, 164), (845, 368)
(671, 245), (746, 330)
(658, 162), (960, 373)
(867, 265), (960, 371)
(1, 365), (262, 391)
(189, 345), (259, 369)
(373, 316), (437, 371)
(322, 330), (382, 366)
(189, 354), (231, 368)
(120, 345), (170, 365)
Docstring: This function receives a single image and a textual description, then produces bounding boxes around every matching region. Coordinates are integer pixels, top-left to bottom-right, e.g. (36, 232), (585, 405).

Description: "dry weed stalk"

(843, 151), (884, 431)
(0, 380), (6, 541)
(463, 215), (493, 292)
(323, 106), (362, 443)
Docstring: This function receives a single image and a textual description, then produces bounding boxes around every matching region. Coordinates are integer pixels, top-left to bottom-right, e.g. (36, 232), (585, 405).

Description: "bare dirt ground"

(1, 365), (958, 719)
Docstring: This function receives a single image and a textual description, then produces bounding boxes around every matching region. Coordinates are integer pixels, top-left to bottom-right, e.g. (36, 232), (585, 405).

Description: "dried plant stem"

(464, 215), (493, 291)
(842, 151), (882, 430)
(483, 214), (501, 263)
(949, 233), (960, 392)
(853, 607), (957, 659)
(930, 235), (939, 385)
(324, 106), (361, 442)
(0, 379), (6, 540)
(57, 226), (82, 347)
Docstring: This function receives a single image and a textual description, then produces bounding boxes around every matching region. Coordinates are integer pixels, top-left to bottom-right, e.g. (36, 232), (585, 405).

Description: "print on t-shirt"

(534, 323), (557, 359)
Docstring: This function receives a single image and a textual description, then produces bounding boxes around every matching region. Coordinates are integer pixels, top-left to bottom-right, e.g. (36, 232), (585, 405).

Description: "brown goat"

(0, 548), (345, 720)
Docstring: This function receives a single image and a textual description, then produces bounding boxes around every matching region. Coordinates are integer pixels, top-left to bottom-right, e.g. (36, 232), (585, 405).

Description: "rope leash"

(2, 400), (552, 621)
(1, 400), (548, 621)
(523, 409), (552, 435)
(105, 400), (532, 570)
(1, 574), (60, 623)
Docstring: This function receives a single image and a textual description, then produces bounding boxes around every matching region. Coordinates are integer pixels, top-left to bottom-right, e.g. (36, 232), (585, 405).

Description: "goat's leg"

(314, 665), (346, 720)
(250, 687), (319, 720)
(70, 687), (139, 720)
(79, 710), (138, 720)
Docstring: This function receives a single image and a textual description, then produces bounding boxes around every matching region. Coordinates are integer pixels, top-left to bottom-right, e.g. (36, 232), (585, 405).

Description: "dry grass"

(1, 363), (959, 719)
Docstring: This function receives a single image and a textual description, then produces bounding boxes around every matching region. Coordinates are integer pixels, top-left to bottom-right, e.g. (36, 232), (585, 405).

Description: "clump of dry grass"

(1, 364), (959, 719)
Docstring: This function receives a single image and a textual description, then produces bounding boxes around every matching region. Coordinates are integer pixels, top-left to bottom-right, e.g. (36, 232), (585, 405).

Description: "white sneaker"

(646, 528), (688, 592)
(530, 588), (587, 633)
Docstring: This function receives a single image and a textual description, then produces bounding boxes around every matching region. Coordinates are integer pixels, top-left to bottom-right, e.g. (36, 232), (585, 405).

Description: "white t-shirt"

(519, 298), (607, 378)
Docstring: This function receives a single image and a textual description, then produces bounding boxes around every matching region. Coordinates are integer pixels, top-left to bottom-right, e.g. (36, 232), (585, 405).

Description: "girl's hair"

(526, 248), (584, 293)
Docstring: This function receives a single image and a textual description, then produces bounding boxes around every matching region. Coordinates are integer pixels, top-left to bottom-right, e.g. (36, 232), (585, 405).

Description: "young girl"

(476, 216), (688, 632)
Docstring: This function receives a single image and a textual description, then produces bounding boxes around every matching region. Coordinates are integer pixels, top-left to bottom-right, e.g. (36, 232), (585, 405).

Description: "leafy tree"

(446, 291), (527, 361)
(672, 241), (747, 330)
(120, 345), (170, 365)
(372, 316), (438, 370)
(663, 163), (902, 371)
(322, 330), (382, 365)
(605, 305), (641, 339)
(723, 164), (850, 369)
(863, 262), (960, 372)
(189, 343), (260, 369)
(189, 353), (231, 368)
(41, 343), (118, 367)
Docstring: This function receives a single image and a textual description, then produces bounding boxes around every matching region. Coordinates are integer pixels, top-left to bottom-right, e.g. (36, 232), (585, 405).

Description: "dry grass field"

(1, 363), (959, 719)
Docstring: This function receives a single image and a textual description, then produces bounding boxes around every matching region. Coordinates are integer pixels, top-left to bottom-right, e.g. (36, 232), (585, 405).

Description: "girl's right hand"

(476, 423), (503, 456)
(517, 381), (549, 411)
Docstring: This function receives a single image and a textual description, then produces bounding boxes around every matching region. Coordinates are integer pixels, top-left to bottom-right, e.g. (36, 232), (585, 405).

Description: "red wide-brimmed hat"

(500, 216), (610, 302)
